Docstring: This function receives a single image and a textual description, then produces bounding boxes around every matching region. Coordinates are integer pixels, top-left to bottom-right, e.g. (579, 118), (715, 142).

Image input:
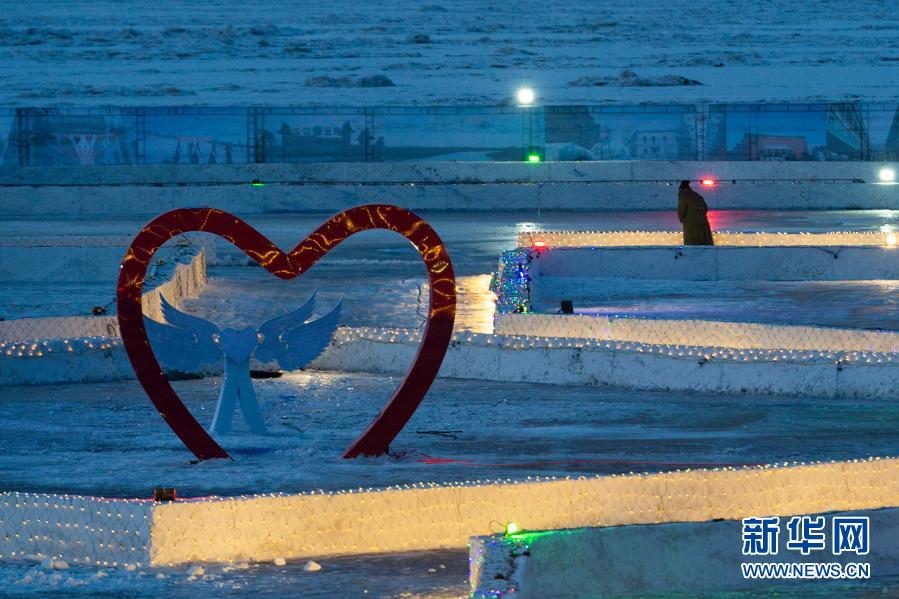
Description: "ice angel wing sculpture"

(143, 296), (221, 371)
(255, 297), (342, 371)
(143, 292), (341, 435)
(254, 290), (317, 359)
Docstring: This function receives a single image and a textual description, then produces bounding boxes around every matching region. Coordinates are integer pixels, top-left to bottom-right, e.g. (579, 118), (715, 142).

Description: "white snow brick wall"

(0, 316), (120, 342)
(529, 246), (899, 281)
(495, 314), (899, 353)
(517, 230), (898, 248)
(470, 507), (899, 597)
(2, 458), (896, 567)
(0, 246), (209, 385)
(0, 492), (152, 568)
(313, 328), (899, 400)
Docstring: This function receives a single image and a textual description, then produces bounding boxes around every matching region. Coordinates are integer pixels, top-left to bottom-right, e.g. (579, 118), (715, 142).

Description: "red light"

(533, 241), (547, 248)
(700, 178), (716, 187)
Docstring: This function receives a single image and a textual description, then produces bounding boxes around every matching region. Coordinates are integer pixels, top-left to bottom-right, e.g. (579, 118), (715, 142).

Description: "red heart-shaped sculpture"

(116, 205), (456, 460)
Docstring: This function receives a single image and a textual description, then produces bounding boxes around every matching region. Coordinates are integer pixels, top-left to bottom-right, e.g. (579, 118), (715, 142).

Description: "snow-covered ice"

(1, 371), (894, 498)
(2, 0), (898, 107)
(6, 209), (899, 323)
(0, 549), (470, 597)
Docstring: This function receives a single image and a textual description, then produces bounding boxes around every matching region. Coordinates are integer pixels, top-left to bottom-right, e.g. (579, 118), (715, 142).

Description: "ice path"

(0, 372), (894, 498)
(180, 210), (899, 333)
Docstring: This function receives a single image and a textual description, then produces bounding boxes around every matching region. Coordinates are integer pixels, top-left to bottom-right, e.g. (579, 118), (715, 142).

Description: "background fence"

(1, 103), (897, 168)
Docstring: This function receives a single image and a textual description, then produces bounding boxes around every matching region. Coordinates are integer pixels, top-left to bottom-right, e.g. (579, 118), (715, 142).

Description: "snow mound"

(570, 70), (702, 87)
(304, 75), (395, 88)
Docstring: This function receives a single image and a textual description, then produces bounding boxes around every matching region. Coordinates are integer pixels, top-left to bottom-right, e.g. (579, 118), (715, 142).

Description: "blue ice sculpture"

(144, 291), (341, 435)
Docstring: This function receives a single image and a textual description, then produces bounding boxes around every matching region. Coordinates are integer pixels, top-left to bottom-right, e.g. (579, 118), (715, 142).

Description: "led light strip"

(7, 325), (899, 367)
(333, 327), (899, 366)
(516, 230), (899, 248)
(0, 336), (120, 358)
(2, 457), (896, 567)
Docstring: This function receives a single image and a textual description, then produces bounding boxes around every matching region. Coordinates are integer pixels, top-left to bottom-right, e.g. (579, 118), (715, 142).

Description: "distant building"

(627, 130), (680, 159)
(545, 110), (604, 150)
(733, 134), (809, 161)
(885, 107), (899, 160)
(827, 103), (868, 160)
(267, 120), (361, 162)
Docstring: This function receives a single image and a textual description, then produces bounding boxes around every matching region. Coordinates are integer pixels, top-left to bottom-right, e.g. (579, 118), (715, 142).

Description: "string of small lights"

(516, 230), (899, 248)
(333, 326), (899, 366)
(489, 248), (533, 314)
(2, 456), (895, 568)
(493, 314), (899, 354)
(0, 336), (120, 358)
(7, 324), (899, 366)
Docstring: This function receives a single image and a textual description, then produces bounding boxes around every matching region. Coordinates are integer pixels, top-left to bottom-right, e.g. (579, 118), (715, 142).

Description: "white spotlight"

(879, 167), (896, 183)
(516, 87), (535, 106)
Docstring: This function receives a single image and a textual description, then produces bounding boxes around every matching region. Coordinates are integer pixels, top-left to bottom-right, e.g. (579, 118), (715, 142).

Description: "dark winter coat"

(677, 187), (714, 245)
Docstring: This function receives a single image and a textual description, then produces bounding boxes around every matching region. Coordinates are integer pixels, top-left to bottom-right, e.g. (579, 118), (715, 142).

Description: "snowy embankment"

(2, 161), (897, 216)
(2, 458), (896, 569)
(470, 507), (899, 597)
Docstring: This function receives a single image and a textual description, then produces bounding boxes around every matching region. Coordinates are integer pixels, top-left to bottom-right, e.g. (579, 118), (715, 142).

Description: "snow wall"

(470, 507), (899, 597)
(529, 245), (899, 281)
(1, 161), (897, 216)
(0, 245), (209, 385)
(7, 322), (899, 397)
(494, 314), (899, 353)
(312, 328), (899, 400)
(2, 458), (896, 568)
(517, 230), (897, 247)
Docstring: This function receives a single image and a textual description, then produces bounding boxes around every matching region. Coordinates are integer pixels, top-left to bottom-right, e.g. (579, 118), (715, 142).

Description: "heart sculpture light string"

(116, 204), (456, 461)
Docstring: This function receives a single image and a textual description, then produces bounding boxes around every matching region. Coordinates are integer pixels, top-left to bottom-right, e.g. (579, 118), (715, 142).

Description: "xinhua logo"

(832, 517), (869, 556)
(740, 515), (871, 581)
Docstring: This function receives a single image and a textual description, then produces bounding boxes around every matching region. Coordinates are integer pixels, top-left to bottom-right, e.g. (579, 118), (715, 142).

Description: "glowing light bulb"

(700, 178), (716, 187)
(516, 87), (535, 105)
(879, 168), (896, 183)
(886, 233), (897, 247)
(505, 521), (520, 535)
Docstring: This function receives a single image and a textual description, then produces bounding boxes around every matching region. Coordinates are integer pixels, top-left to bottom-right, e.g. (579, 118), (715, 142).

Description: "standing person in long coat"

(677, 180), (714, 245)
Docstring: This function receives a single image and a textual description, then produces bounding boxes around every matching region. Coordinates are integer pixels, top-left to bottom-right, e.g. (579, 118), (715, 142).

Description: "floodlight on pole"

(517, 87), (535, 106)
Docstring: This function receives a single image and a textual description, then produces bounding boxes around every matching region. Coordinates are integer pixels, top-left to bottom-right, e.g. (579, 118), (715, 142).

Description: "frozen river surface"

(3, 0), (899, 106)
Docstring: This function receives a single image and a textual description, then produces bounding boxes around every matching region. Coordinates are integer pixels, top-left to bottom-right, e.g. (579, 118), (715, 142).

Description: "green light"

(527, 154), (541, 163)
(250, 179), (265, 187)
(505, 521), (520, 535)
